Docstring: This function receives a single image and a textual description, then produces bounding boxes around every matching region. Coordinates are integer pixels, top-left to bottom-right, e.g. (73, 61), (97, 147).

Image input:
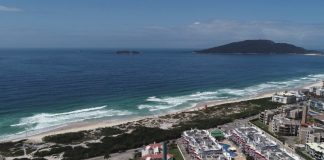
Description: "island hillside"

(197, 40), (321, 54)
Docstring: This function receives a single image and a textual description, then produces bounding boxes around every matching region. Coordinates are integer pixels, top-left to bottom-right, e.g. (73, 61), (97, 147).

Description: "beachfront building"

(229, 127), (299, 160)
(181, 129), (231, 160)
(310, 87), (318, 94)
(309, 82), (324, 97)
(272, 92), (296, 104)
(272, 91), (306, 104)
(294, 91), (308, 102)
(309, 99), (324, 111)
(259, 110), (275, 125)
(316, 88), (324, 97)
(141, 142), (174, 160)
(306, 143), (324, 160)
(269, 114), (300, 136)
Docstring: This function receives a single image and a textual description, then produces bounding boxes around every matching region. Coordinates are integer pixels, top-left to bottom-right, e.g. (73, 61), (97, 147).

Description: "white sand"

(25, 117), (145, 143)
(7, 80), (324, 143)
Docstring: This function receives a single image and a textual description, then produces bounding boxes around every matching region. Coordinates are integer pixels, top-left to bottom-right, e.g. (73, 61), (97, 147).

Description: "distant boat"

(115, 50), (141, 55)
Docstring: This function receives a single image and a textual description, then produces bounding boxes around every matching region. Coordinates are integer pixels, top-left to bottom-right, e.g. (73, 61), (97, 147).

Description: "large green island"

(197, 39), (322, 54)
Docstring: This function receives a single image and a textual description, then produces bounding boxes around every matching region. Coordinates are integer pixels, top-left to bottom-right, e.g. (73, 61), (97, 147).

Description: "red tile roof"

(148, 143), (162, 149)
(141, 153), (173, 160)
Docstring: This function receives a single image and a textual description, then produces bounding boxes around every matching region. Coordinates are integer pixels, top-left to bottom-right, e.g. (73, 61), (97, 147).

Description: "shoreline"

(2, 80), (323, 143)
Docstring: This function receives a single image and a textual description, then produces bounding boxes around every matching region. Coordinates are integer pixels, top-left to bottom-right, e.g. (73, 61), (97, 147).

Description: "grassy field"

(169, 144), (184, 160)
(250, 119), (271, 133)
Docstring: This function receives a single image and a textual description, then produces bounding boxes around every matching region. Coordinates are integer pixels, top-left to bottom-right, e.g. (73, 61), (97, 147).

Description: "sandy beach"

(23, 92), (274, 143)
(6, 80), (323, 143)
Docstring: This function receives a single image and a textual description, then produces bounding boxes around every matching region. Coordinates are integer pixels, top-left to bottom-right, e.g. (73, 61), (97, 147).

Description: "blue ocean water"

(0, 49), (324, 140)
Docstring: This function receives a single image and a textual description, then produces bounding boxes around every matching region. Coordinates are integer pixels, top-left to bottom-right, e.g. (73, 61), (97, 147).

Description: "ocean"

(1, 49), (324, 140)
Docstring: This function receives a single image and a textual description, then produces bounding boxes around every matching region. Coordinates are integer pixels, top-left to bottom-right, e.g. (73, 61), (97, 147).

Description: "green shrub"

(99, 127), (123, 136)
(43, 132), (86, 144)
(295, 148), (314, 160)
(34, 146), (73, 157)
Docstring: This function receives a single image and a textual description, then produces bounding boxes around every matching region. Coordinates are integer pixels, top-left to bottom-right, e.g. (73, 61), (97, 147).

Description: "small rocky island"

(197, 40), (321, 54)
(115, 50), (141, 55)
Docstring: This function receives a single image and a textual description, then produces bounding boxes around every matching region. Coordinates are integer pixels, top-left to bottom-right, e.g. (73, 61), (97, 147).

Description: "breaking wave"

(5, 74), (324, 140)
(11, 105), (133, 132)
(138, 74), (324, 111)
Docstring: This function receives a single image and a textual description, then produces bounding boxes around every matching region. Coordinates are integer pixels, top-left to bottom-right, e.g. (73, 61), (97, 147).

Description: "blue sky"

(0, 0), (324, 49)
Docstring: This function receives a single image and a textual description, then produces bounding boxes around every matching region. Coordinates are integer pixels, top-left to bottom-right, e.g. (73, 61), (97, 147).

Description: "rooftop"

(146, 143), (162, 150)
(211, 129), (225, 138)
(232, 127), (299, 160)
(183, 129), (222, 152)
(272, 115), (301, 126)
(306, 143), (324, 153)
(274, 91), (303, 97)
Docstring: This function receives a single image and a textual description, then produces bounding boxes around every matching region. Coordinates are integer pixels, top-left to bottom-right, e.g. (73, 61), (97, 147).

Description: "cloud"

(186, 20), (324, 40)
(0, 18), (323, 48)
(0, 5), (21, 12)
(140, 20), (324, 48)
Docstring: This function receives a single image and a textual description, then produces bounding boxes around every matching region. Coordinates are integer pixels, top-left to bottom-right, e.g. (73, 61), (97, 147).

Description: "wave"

(4, 74), (324, 140)
(138, 74), (324, 111)
(10, 105), (133, 132)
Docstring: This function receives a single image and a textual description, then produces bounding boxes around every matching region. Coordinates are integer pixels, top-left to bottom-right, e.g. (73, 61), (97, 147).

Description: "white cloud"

(141, 20), (324, 48)
(0, 5), (21, 12)
(186, 20), (324, 40)
(193, 22), (200, 25)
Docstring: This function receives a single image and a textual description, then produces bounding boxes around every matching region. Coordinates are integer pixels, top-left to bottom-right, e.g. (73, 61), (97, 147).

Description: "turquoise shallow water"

(0, 49), (324, 140)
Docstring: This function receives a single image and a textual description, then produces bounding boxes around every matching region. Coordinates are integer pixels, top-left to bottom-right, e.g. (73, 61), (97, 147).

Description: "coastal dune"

(13, 80), (323, 143)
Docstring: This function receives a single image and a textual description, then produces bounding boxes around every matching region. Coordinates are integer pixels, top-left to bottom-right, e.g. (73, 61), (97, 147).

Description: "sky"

(0, 0), (324, 49)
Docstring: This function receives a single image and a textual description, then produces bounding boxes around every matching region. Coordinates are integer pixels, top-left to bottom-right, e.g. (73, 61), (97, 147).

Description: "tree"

(104, 152), (111, 159)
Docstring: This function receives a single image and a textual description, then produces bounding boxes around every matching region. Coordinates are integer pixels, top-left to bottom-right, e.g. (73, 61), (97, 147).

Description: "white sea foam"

(11, 105), (133, 133)
(138, 74), (324, 112)
(5, 74), (324, 141)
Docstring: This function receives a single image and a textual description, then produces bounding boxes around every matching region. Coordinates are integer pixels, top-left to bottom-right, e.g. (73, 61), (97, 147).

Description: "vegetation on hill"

(197, 40), (321, 54)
